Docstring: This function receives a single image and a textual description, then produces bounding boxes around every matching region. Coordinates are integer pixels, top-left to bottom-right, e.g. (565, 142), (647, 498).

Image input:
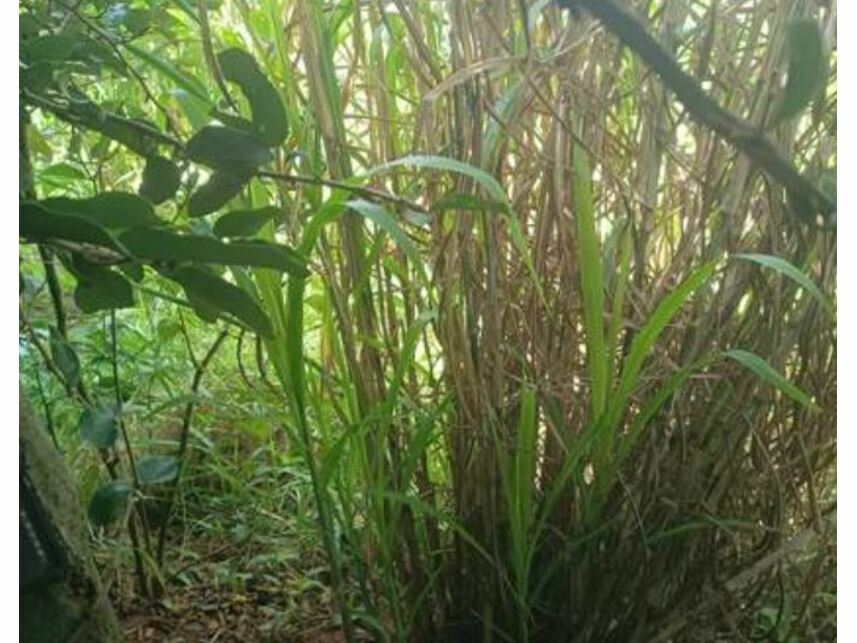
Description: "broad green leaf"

(49, 327), (80, 388)
(119, 227), (308, 276)
(25, 34), (81, 63)
(20, 13), (40, 40)
(20, 203), (123, 251)
(186, 126), (272, 169)
(78, 404), (119, 449)
(735, 253), (834, 320)
(38, 163), (87, 187)
(213, 206), (279, 238)
(774, 19), (829, 123)
(88, 481), (132, 527)
(136, 455), (179, 485)
(188, 170), (251, 216)
(72, 263), (134, 313)
(218, 48), (288, 146)
(573, 145), (607, 419)
(139, 157), (182, 205)
(726, 349), (820, 411)
(39, 193), (162, 229)
(211, 111), (254, 133)
(168, 266), (274, 336)
(20, 61), (54, 94)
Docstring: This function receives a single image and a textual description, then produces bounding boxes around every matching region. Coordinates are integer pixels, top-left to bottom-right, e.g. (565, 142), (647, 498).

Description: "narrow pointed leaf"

(346, 199), (424, 273)
(735, 253), (834, 320)
(573, 145), (607, 419)
(726, 349), (819, 411)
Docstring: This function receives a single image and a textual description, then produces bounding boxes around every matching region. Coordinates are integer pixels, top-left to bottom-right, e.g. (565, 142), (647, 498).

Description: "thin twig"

(156, 329), (229, 565)
(257, 170), (430, 214)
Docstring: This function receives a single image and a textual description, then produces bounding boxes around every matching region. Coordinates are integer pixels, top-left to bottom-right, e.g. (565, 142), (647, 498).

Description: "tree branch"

(564, 0), (835, 224)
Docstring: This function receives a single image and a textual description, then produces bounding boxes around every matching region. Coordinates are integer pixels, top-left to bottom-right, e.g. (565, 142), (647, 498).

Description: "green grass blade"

(734, 253), (834, 320)
(606, 221), (633, 393)
(513, 387), (538, 533)
(725, 349), (820, 412)
(609, 262), (717, 427)
(125, 42), (212, 104)
(366, 154), (546, 304)
(573, 145), (607, 419)
(346, 199), (427, 282)
(596, 261), (716, 472)
(368, 154), (507, 202)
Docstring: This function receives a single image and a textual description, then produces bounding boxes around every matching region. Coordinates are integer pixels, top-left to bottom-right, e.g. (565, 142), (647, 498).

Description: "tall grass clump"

(218, 0), (836, 640)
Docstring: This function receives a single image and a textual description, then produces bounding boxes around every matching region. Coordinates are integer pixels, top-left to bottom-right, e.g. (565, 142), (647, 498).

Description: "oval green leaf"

(73, 264), (135, 313)
(49, 327), (80, 389)
(186, 126), (272, 169)
(88, 481), (132, 527)
(78, 404), (120, 449)
(213, 206), (279, 238)
(136, 455), (179, 485)
(39, 192), (162, 229)
(188, 171), (251, 217)
(20, 203), (124, 252)
(139, 156), (182, 205)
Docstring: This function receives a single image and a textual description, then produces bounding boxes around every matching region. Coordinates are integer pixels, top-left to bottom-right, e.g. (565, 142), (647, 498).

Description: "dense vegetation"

(19, 0), (836, 640)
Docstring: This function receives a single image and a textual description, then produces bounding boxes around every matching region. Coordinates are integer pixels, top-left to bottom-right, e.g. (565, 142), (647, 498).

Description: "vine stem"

(156, 328), (229, 565)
